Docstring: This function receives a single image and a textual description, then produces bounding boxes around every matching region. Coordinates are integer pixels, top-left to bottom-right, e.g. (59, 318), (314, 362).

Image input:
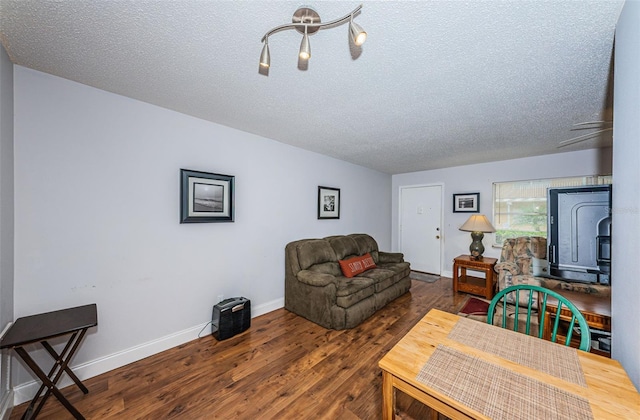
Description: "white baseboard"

(253, 297), (284, 319)
(13, 297), (284, 405)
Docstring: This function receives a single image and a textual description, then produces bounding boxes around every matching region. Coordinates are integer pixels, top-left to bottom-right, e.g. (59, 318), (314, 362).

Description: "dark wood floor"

(10, 277), (468, 419)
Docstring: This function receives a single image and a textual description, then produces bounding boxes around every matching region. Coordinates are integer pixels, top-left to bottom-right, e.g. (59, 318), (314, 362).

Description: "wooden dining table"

(378, 309), (640, 419)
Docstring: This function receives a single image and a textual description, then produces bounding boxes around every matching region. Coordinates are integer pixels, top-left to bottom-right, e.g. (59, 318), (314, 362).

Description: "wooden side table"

(452, 255), (498, 299)
(542, 289), (611, 357)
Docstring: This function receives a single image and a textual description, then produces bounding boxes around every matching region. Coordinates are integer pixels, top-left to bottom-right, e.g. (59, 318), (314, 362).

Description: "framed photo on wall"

(180, 169), (234, 223)
(318, 186), (340, 219)
(453, 192), (479, 213)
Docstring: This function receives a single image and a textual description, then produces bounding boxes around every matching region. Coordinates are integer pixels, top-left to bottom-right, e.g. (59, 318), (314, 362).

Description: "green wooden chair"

(487, 284), (591, 352)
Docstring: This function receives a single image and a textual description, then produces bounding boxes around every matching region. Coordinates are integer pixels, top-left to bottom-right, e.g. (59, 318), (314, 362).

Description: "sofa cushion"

(335, 277), (375, 308)
(297, 240), (337, 270)
(349, 234), (380, 263)
(357, 268), (403, 292)
(339, 253), (376, 278)
(326, 235), (361, 260)
(377, 261), (411, 276)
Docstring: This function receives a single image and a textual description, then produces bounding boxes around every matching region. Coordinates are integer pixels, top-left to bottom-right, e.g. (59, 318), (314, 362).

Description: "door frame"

(398, 183), (445, 275)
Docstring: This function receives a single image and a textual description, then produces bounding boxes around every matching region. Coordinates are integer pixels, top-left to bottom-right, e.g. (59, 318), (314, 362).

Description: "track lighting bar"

(259, 4), (366, 69)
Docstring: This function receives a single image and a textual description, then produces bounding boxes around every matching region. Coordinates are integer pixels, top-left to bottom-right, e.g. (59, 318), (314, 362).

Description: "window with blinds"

(492, 175), (612, 246)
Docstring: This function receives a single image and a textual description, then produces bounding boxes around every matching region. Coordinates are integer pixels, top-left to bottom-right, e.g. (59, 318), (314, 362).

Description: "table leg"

(42, 339), (89, 393)
(15, 347), (85, 420)
(15, 328), (89, 420)
(484, 269), (493, 299)
(453, 263), (459, 293)
(34, 329), (88, 418)
(382, 370), (396, 420)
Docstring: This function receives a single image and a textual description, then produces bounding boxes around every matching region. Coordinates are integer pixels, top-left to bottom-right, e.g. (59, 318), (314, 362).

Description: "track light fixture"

(259, 4), (366, 70)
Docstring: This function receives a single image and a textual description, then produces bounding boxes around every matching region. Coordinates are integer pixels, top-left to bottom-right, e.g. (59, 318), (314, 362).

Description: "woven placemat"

(416, 345), (594, 420)
(448, 317), (586, 386)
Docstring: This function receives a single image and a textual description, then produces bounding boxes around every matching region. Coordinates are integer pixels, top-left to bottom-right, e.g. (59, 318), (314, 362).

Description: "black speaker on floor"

(211, 297), (251, 341)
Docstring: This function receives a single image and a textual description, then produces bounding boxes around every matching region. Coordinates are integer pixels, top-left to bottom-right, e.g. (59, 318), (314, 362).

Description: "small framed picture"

(453, 192), (480, 213)
(180, 169), (234, 223)
(318, 186), (340, 219)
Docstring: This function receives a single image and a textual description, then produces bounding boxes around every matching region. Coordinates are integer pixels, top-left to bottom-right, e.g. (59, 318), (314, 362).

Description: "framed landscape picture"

(318, 186), (340, 219)
(180, 169), (234, 223)
(453, 192), (479, 213)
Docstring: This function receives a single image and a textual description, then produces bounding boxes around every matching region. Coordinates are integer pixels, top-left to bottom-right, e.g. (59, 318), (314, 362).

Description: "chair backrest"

(487, 284), (591, 352)
(498, 236), (547, 275)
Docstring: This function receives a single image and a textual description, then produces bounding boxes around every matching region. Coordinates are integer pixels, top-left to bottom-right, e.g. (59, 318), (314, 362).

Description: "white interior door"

(400, 185), (443, 274)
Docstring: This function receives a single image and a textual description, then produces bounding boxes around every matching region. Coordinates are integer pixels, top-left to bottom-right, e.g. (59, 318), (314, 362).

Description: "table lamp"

(459, 214), (496, 260)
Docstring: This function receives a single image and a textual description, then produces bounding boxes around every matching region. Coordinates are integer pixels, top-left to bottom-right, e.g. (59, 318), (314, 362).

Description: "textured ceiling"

(0, 0), (624, 174)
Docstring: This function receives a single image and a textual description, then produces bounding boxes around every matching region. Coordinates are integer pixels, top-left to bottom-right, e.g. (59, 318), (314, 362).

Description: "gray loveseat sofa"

(285, 233), (411, 329)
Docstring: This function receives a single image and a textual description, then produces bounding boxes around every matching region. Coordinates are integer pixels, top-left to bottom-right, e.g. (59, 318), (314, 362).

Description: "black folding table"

(0, 304), (97, 419)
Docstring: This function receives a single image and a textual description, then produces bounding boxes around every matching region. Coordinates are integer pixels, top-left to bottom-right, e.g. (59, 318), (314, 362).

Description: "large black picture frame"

(180, 169), (235, 223)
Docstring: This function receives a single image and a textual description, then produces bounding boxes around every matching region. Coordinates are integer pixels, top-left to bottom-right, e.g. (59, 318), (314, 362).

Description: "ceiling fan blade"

(558, 128), (613, 148)
(572, 120), (612, 127)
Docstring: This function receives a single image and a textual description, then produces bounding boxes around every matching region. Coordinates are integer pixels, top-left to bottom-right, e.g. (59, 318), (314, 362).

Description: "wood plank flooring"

(10, 277), (468, 419)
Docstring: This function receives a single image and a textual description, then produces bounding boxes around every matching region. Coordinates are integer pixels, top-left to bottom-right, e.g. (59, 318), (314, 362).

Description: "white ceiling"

(0, 1), (624, 174)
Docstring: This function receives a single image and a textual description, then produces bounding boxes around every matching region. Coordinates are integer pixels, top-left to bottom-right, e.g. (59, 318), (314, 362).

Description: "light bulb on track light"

(349, 20), (367, 46)
(259, 40), (270, 68)
(299, 27), (311, 60)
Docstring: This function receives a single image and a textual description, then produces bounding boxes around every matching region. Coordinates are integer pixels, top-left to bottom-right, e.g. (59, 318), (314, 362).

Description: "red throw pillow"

(339, 253), (377, 278)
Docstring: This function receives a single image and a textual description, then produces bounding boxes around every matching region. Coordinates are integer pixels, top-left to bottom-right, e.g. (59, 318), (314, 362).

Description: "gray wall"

(612, 0), (640, 390)
(11, 67), (393, 402)
(0, 43), (15, 416)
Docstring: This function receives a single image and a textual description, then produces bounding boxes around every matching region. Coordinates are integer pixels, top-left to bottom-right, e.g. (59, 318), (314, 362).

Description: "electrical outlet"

(217, 294), (224, 303)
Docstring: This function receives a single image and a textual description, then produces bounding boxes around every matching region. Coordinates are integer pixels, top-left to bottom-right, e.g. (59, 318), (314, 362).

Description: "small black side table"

(0, 304), (97, 419)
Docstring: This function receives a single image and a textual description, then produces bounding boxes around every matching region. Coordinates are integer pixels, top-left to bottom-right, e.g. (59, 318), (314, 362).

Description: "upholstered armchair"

(492, 236), (609, 333)
(494, 236), (547, 292)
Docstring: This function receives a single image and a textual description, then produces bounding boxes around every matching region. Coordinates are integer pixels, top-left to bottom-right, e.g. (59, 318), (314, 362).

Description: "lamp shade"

(459, 214), (496, 233)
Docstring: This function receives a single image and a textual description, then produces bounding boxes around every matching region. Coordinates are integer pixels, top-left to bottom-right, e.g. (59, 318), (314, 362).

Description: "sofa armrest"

(494, 262), (520, 275)
(378, 252), (404, 264)
(297, 270), (335, 287)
